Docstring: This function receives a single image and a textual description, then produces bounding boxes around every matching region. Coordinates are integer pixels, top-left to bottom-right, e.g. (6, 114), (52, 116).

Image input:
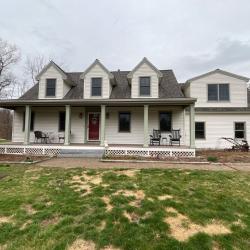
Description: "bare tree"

(24, 54), (47, 85)
(0, 38), (20, 98)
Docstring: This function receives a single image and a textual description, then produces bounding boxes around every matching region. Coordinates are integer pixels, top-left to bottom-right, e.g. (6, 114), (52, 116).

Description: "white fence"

(105, 147), (196, 158)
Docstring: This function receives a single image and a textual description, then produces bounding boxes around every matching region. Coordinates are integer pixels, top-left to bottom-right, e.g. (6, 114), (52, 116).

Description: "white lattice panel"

(6, 147), (24, 154)
(105, 147), (195, 158)
(26, 148), (43, 155)
(45, 148), (61, 155)
(0, 147), (5, 154)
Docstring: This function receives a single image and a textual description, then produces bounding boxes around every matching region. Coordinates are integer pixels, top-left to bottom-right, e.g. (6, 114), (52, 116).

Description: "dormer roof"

(80, 59), (114, 79)
(127, 57), (163, 78)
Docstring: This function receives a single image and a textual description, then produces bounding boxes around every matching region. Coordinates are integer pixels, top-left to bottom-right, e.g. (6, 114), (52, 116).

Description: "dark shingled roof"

(19, 70), (184, 100)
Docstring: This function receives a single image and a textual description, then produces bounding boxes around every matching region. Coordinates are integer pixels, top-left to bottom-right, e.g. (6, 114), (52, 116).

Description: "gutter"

(0, 98), (197, 108)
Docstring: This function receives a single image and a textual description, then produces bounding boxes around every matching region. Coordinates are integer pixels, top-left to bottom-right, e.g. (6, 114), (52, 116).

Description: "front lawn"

(0, 165), (249, 250)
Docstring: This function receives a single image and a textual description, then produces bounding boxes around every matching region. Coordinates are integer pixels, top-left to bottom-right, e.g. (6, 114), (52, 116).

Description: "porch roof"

(0, 98), (196, 109)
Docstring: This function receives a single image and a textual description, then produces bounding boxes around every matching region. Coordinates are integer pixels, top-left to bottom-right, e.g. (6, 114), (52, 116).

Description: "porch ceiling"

(0, 98), (196, 109)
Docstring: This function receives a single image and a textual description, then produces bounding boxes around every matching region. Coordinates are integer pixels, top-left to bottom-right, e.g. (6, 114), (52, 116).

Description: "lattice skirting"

(105, 147), (196, 158)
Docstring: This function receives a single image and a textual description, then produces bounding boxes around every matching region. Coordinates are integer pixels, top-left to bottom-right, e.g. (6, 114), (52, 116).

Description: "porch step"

(59, 148), (104, 158)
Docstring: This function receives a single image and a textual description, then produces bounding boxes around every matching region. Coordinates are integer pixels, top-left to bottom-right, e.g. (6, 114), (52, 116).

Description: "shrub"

(207, 156), (218, 162)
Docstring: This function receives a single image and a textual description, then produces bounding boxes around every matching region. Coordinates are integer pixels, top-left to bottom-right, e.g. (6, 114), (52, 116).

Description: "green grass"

(0, 165), (250, 250)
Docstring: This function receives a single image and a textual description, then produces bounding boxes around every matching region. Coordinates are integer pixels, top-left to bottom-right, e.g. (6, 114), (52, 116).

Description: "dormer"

(128, 57), (163, 98)
(80, 59), (114, 99)
(36, 61), (74, 99)
(186, 69), (249, 108)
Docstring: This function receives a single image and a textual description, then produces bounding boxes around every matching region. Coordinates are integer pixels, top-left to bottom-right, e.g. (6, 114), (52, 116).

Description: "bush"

(207, 156), (218, 162)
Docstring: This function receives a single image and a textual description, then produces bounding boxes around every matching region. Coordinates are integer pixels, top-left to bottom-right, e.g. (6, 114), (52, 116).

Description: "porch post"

(24, 105), (31, 145)
(189, 104), (195, 148)
(64, 105), (71, 145)
(100, 105), (106, 146)
(143, 105), (149, 147)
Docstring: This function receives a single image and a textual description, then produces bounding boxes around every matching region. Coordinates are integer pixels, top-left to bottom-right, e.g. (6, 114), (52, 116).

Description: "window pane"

(235, 122), (244, 131)
(139, 77), (150, 96)
(208, 84), (218, 101)
(59, 112), (65, 131)
(219, 84), (229, 101)
(159, 112), (172, 132)
(91, 78), (102, 96)
(195, 122), (205, 139)
(235, 130), (244, 139)
(46, 79), (56, 96)
(119, 112), (131, 132)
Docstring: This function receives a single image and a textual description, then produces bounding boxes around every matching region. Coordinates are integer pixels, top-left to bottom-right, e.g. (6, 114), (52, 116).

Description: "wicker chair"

(34, 131), (49, 143)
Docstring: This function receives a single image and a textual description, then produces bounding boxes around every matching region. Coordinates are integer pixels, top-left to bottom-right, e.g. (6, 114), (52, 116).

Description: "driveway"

(37, 157), (250, 171)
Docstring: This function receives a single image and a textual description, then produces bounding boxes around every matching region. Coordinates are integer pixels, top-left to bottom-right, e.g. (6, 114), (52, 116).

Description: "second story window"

(139, 77), (151, 96)
(46, 79), (56, 97)
(91, 78), (102, 97)
(208, 84), (229, 101)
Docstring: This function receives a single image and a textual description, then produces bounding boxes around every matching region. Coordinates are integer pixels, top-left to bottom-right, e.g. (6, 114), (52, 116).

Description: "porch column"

(189, 104), (195, 148)
(64, 105), (71, 145)
(24, 105), (31, 145)
(100, 105), (106, 146)
(143, 105), (149, 147)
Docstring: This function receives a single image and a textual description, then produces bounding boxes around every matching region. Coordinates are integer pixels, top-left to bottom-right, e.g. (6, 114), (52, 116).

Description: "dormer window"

(139, 77), (151, 96)
(46, 79), (56, 97)
(91, 78), (102, 97)
(208, 84), (229, 101)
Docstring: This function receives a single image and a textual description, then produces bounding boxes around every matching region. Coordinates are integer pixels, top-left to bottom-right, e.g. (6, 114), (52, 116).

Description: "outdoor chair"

(150, 129), (161, 146)
(34, 131), (49, 143)
(169, 129), (181, 146)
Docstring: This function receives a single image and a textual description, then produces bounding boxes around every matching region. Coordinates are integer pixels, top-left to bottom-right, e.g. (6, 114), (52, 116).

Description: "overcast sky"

(1, 0), (250, 82)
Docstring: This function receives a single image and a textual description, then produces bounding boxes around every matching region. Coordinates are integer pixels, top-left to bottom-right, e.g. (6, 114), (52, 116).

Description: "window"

(195, 122), (205, 139)
(59, 111), (65, 131)
(208, 84), (229, 101)
(119, 112), (131, 132)
(91, 78), (102, 96)
(139, 77), (151, 96)
(46, 79), (56, 97)
(22, 111), (35, 131)
(234, 122), (245, 139)
(159, 112), (172, 132)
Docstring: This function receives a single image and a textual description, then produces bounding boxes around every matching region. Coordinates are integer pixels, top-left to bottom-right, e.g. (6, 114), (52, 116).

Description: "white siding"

(105, 106), (185, 145)
(38, 65), (70, 99)
(185, 113), (250, 148)
(83, 64), (111, 99)
(12, 107), (86, 143)
(131, 62), (159, 98)
(190, 72), (248, 107)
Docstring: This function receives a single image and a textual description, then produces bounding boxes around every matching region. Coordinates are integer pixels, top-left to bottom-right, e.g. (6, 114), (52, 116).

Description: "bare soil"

(0, 154), (49, 163)
(197, 150), (250, 163)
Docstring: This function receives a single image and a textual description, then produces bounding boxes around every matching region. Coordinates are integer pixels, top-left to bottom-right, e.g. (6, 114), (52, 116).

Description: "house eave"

(0, 98), (196, 108)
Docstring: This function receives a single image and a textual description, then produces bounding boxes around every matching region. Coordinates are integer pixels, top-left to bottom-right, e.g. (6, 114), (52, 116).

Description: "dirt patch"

(0, 216), (12, 224)
(0, 244), (7, 250)
(102, 196), (113, 212)
(98, 220), (106, 231)
(116, 169), (139, 178)
(158, 195), (173, 200)
(114, 189), (145, 200)
(0, 154), (48, 163)
(123, 211), (140, 223)
(25, 168), (43, 173)
(68, 239), (95, 250)
(197, 150), (250, 163)
(69, 172), (103, 196)
(68, 239), (120, 250)
(41, 216), (60, 227)
(164, 207), (231, 241)
(23, 204), (37, 215)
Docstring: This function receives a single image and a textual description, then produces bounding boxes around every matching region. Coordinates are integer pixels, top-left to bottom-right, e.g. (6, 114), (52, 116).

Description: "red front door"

(88, 113), (100, 140)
